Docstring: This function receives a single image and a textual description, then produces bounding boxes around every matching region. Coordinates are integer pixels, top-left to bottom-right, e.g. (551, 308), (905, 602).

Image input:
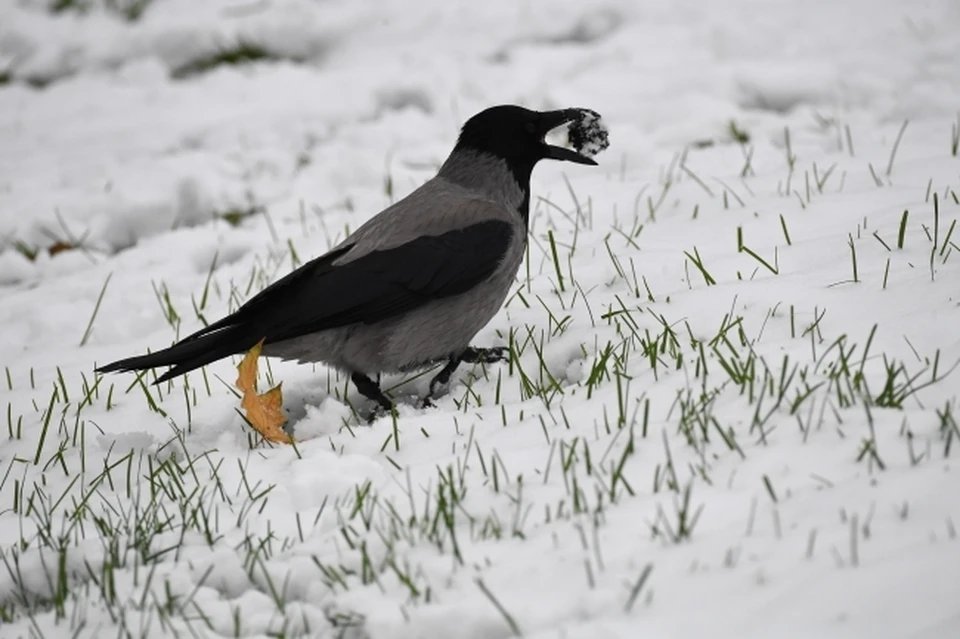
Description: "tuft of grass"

(812, 162), (837, 193)
(737, 227), (779, 275)
(12, 239), (38, 262)
(172, 40), (303, 80)
(108, 0), (153, 21)
(50, 0), (87, 14)
(728, 120), (750, 144)
(50, 0), (154, 22)
(684, 247), (717, 286)
(217, 204), (265, 227)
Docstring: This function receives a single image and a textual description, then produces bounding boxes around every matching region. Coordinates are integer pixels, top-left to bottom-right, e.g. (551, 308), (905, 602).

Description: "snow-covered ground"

(2, 0), (960, 637)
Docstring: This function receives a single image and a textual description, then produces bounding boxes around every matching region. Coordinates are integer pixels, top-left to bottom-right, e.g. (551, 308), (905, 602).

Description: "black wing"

(231, 218), (514, 340)
(97, 219), (514, 382)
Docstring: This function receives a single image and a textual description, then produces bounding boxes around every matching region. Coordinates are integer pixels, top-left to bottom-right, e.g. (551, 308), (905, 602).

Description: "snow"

(566, 109), (609, 158)
(1, 0), (960, 637)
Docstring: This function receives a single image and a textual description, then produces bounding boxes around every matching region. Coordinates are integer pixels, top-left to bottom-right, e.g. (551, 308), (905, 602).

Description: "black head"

(454, 105), (597, 184)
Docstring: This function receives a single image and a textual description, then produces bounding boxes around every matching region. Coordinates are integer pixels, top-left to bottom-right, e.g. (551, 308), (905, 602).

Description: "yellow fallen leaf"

(236, 340), (291, 444)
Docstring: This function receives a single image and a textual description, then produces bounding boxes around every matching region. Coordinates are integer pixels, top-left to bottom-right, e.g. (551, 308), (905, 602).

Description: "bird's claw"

(463, 346), (509, 364)
(419, 346), (509, 409)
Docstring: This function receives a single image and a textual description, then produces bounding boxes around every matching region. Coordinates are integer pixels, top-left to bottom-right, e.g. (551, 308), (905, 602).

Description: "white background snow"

(1, 0), (959, 637)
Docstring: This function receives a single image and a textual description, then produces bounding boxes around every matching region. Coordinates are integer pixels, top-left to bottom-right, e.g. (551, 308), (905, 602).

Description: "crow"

(97, 105), (601, 412)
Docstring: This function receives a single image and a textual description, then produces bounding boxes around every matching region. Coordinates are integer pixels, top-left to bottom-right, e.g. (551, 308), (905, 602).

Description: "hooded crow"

(97, 105), (602, 413)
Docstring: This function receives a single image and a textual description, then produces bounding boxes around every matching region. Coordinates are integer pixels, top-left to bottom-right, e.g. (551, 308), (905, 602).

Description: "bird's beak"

(539, 109), (598, 166)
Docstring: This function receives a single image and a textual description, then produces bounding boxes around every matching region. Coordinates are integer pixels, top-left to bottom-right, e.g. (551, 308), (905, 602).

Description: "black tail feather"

(96, 325), (255, 384)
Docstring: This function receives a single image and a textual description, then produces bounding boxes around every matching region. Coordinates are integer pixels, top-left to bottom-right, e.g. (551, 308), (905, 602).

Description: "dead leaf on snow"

(236, 339), (291, 444)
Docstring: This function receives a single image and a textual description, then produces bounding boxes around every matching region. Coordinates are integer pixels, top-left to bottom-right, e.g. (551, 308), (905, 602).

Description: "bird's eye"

(525, 122), (537, 135)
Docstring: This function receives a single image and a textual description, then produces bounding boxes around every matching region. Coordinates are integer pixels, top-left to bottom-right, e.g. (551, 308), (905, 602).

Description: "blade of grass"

(80, 273), (113, 347)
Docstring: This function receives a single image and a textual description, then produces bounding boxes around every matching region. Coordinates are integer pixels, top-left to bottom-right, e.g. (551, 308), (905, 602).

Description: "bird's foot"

(461, 346), (510, 364)
(420, 346), (510, 408)
(351, 373), (395, 423)
(422, 357), (459, 409)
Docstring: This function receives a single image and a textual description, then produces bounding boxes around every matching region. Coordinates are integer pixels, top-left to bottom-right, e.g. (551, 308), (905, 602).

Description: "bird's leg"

(422, 356), (464, 408)
(422, 346), (510, 408)
(351, 372), (394, 417)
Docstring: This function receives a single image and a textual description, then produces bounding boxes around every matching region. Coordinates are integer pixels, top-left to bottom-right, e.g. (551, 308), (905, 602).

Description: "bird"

(97, 105), (600, 414)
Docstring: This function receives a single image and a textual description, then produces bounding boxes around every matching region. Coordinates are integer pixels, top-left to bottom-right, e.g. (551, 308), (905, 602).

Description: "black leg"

(351, 372), (393, 413)
(422, 346), (510, 408)
(423, 356), (463, 408)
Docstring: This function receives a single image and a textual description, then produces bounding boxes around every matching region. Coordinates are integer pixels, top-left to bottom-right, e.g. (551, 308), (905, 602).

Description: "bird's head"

(453, 105), (599, 174)
(441, 105), (604, 224)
